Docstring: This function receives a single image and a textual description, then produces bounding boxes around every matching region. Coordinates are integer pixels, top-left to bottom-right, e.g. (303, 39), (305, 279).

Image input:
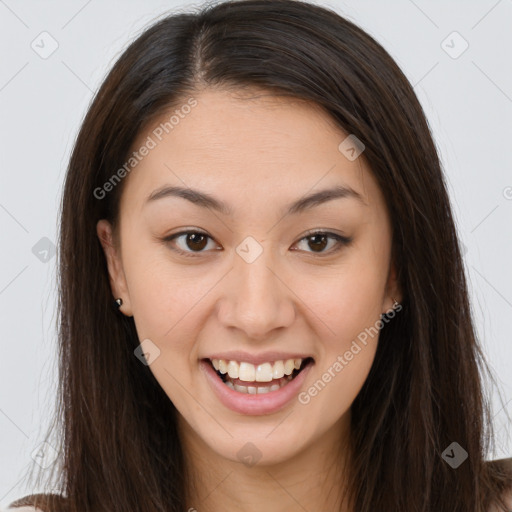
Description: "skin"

(97, 87), (402, 512)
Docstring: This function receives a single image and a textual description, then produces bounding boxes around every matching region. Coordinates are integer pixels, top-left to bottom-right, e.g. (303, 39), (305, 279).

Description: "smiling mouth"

(204, 357), (314, 395)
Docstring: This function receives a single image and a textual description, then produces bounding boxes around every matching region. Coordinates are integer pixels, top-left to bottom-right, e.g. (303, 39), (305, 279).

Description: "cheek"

(298, 339), (377, 435)
(124, 252), (204, 406)
(122, 235), (211, 337)
(300, 260), (387, 350)
(297, 267), (385, 423)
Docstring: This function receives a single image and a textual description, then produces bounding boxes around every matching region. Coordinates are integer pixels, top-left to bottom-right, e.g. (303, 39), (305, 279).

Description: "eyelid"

(292, 229), (353, 255)
(163, 229), (219, 258)
(162, 228), (352, 257)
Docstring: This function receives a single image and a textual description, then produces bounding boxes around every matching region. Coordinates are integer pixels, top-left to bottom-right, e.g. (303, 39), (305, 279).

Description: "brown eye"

(164, 230), (218, 257)
(293, 231), (352, 255)
(183, 232), (208, 251)
(163, 229), (352, 258)
(305, 233), (329, 252)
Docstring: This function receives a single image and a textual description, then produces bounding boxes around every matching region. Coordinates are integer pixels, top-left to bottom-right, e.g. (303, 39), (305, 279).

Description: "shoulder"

(494, 456), (512, 470)
(3, 508), (43, 512)
(488, 490), (512, 512)
(4, 492), (65, 512)
(487, 457), (512, 512)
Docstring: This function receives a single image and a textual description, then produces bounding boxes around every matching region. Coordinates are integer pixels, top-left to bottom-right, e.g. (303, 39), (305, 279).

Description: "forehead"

(119, 88), (384, 217)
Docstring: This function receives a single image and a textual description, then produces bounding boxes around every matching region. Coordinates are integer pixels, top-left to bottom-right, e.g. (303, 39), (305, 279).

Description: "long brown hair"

(8, 1), (512, 510)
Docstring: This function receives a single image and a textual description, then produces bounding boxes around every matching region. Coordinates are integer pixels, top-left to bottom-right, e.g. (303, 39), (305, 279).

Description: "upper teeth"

(211, 358), (303, 382)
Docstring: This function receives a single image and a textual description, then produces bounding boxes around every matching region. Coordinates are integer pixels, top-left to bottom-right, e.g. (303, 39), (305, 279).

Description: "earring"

(381, 297), (401, 320)
(114, 298), (123, 309)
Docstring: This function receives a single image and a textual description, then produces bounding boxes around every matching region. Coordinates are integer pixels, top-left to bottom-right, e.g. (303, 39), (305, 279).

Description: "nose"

(216, 245), (296, 340)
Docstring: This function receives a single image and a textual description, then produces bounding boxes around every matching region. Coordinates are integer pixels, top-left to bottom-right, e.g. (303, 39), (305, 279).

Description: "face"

(97, 88), (401, 467)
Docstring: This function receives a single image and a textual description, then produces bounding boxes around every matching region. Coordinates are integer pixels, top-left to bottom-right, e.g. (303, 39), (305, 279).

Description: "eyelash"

(161, 229), (352, 258)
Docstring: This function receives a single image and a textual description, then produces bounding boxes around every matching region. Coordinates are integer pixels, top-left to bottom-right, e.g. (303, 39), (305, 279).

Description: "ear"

(383, 259), (402, 314)
(96, 219), (133, 317)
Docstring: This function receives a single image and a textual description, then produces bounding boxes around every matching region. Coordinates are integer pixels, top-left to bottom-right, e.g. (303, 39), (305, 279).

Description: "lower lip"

(199, 359), (314, 416)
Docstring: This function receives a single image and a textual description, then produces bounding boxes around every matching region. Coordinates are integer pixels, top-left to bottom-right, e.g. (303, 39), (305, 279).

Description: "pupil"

(309, 235), (327, 252)
(187, 233), (207, 251)
(186, 234), (328, 252)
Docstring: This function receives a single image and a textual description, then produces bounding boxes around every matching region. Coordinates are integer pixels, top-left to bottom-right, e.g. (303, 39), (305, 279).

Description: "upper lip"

(202, 351), (314, 366)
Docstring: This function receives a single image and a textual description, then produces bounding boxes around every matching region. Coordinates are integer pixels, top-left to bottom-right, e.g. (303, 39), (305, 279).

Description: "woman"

(6, 0), (512, 510)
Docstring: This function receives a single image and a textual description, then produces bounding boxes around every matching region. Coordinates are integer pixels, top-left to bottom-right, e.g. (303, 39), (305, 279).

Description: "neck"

(179, 413), (353, 512)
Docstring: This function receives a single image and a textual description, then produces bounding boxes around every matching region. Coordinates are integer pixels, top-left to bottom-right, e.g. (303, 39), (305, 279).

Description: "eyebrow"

(144, 184), (366, 216)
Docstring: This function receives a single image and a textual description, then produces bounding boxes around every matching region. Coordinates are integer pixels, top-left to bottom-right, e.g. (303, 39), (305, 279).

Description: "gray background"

(1, 0), (511, 506)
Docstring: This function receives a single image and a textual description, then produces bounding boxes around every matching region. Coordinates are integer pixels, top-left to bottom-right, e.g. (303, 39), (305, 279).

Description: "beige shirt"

(3, 508), (42, 512)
